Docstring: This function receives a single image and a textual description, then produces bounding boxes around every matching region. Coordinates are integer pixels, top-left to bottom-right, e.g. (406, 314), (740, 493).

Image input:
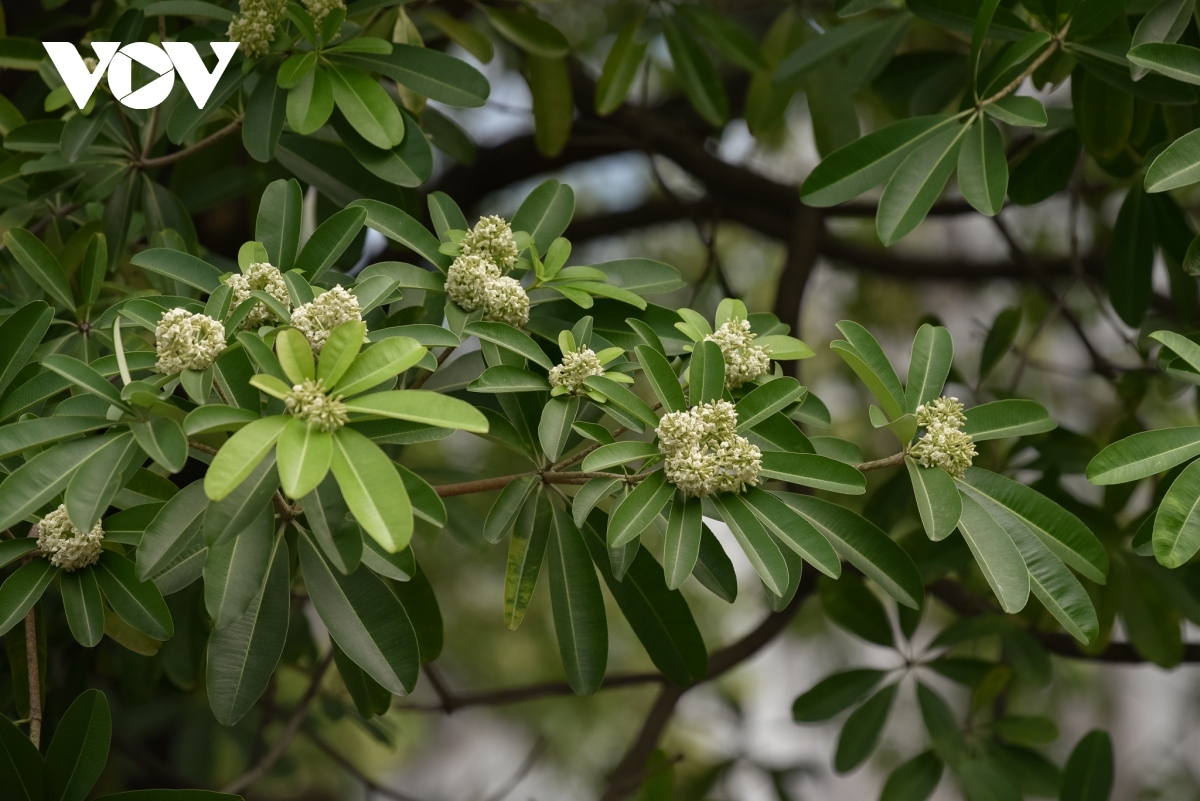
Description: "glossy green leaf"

(204, 507), (274, 630)
(330, 46), (489, 108)
(204, 416), (287, 502)
(5, 228), (75, 309)
(505, 487), (550, 630)
(0, 434), (122, 532)
(958, 117), (1007, 217)
(581, 441), (659, 472)
(712, 492), (790, 596)
(663, 493), (703, 590)
(547, 504), (607, 695)
(333, 337), (425, 397)
(963, 399), (1056, 441)
(1061, 730), (1114, 801)
(878, 125), (965, 246)
(596, 16), (646, 115)
(344, 389), (487, 432)
(512, 179), (575, 254)
(662, 15), (728, 126)
(905, 324), (954, 413)
(635, 345), (685, 413)
(94, 551), (173, 641)
(295, 206), (366, 281)
(0, 559), (55, 636)
(0, 301), (52, 397)
(526, 54), (572, 158)
(743, 488), (841, 577)
(130, 417), (187, 473)
(956, 493), (1030, 613)
(985, 95), (1048, 127)
(906, 457), (962, 541)
(331, 427), (412, 553)
(735, 377), (805, 431)
(834, 683), (897, 772)
(760, 451), (866, 494)
(1108, 187), (1154, 326)
(833, 321), (906, 419)
(276, 419), (333, 500)
(821, 574), (894, 646)
(793, 668), (886, 722)
(1153, 458), (1200, 568)
(881, 751), (942, 801)
(688, 340), (725, 406)
(608, 471), (674, 547)
(45, 688), (110, 801)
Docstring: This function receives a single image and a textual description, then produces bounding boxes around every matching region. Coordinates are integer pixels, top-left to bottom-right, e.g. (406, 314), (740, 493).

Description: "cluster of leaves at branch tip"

(154, 309), (226, 374)
(909, 397), (976, 478)
(445, 215), (530, 326)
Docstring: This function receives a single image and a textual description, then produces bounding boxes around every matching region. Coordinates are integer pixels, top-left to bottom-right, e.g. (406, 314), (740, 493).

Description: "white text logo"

(43, 41), (239, 110)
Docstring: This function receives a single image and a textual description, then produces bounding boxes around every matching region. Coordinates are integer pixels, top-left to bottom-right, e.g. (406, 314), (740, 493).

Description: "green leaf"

(302, 474), (362, 574)
(256, 178), (303, 272)
(782, 494), (924, 608)
(1152, 458), (1200, 568)
(60, 568), (104, 648)
(1108, 187), (1154, 326)
(130, 417), (187, 473)
(712, 492), (790, 596)
(465, 321), (553, 369)
(512, 179), (575, 254)
(958, 118), (1007, 217)
(485, 7), (569, 57)
(662, 15), (728, 126)
(608, 471), (674, 547)
(0, 706), (43, 800)
(539, 396), (580, 461)
(676, 4), (765, 71)
(581, 441), (659, 472)
(590, 259), (685, 294)
(1089, 426), (1200, 485)
(735, 377), (805, 431)
(1127, 42), (1200, 86)
(585, 375), (660, 432)
(956, 493), (1030, 613)
(688, 340), (726, 406)
(0, 539), (38, 569)
(204, 416), (288, 502)
(547, 503), (607, 695)
(344, 389), (488, 432)
(881, 751), (942, 801)
(0, 559), (54, 636)
(833, 321), (906, 419)
(203, 454), (277, 547)
(800, 115), (953, 207)
(294, 207), (366, 281)
(963, 399), (1056, 441)
(906, 458), (962, 541)
(505, 487), (550, 630)
(299, 531), (419, 694)
(991, 715), (1058, 746)
(287, 66), (334, 135)
(332, 641), (391, 718)
(0, 434), (123, 532)
(1060, 730), (1114, 801)
(1145, 127), (1200, 193)
(484, 476), (539, 544)
(905, 324), (954, 413)
(663, 493), (703, 590)
(244, 63), (288, 162)
(878, 125), (966, 246)
(960, 467), (1108, 584)
(834, 683), (897, 772)
(821, 574), (894, 646)
(206, 534), (288, 725)
(525, 54), (573, 158)
(634, 345), (685, 413)
(204, 507), (274, 630)
(6, 228), (75, 310)
(468, 365), (551, 393)
(793, 668), (886, 722)
(596, 16), (647, 115)
(760, 451), (866, 494)
(334, 337), (425, 397)
(985, 95), (1048, 129)
(0, 301), (52, 397)
(128, 249), (223, 293)
(969, 0), (1002, 89)
(918, 682), (969, 766)
(277, 419), (332, 500)
(579, 510), (707, 686)
(333, 110), (430, 188)
(329, 46), (490, 108)
(42, 354), (128, 412)
(331, 427), (413, 553)
(350, 199), (449, 270)
(775, 17), (900, 84)
(44, 688), (110, 801)
(66, 432), (141, 533)
(743, 488), (841, 577)
(94, 551), (173, 640)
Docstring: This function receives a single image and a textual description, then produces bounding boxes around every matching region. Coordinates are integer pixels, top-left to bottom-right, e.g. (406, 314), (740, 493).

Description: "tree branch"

(24, 606), (40, 749)
(137, 117), (242, 169)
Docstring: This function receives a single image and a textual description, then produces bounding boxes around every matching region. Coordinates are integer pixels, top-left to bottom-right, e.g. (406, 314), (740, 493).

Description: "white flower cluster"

(36, 505), (104, 571)
(225, 261), (290, 328)
(704, 318), (772, 388)
(290, 285), (363, 353)
(549, 348), (605, 393)
(303, 0), (345, 25)
(460, 215), (519, 271)
(910, 396), (976, 478)
(285, 378), (349, 432)
(155, 308), (226, 374)
(656, 401), (762, 497)
(445, 253), (530, 327)
(227, 0), (287, 58)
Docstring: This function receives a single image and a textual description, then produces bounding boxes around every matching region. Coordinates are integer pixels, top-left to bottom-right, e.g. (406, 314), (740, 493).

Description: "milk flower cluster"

(155, 309), (226, 374)
(225, 261), (290, 328)
(656, 400), (762, 497)
(227, 0), (288, 58)
(304, 0), (346, 25)
(290, 285), (364, 353)
(705, 318), (772, 388)
(549, 348), (605, 393)
(285, 378), (349, 432)
(37, 505), (104, 571)
(910, 396), (976, 478)
(445, 217), (530, 326)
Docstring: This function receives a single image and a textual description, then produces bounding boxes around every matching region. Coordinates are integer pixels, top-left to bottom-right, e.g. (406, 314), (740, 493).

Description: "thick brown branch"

(24, 606), (40, 749)
(857, 452), (906, 472)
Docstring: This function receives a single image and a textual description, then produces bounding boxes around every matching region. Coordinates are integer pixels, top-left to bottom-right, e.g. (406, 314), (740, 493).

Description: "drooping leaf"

(546, 504), (607, 695)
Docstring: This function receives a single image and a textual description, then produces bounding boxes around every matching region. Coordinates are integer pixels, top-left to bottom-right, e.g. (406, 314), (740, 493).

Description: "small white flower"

(227, 0), (288, 58)
(656, 400), (762, 497)
(36, 505), (103, 571)
(483, 275), (530, 327)
(550, 348), (605, 393)
(460, 215), (519, 272)
(284, 378), (349, 432)
(290, 285), (363, 353)
(155, 308), (226, 375)
(704, 318), (772, 389)
(910, 396), (976, 478)
(445, 253), (500, 313)
(225, 261), (290, 328)
(303, 0), (345, 25)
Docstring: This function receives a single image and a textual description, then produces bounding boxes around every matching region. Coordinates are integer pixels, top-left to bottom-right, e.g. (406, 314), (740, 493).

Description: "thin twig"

(856, 452), (905, 472)
(409, 346), (455, 390)
(303, 726), (427, 801)
(137, 117), (243, 169)
(221, 650), (334, 794)
(398, 671), (663, 712)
